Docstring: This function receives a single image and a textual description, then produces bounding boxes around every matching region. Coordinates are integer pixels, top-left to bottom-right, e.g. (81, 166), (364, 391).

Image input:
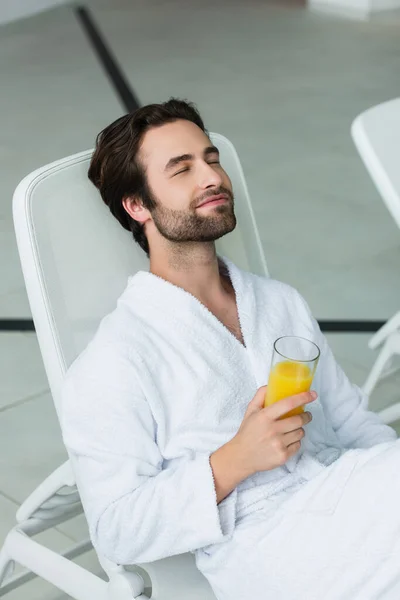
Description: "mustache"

(193, 186), (234, 207)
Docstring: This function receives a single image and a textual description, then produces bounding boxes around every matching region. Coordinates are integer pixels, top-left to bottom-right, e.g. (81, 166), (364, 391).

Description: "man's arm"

(211, 387), (315, 504)
(61, 344), (237, 566)
(210, 441), (245, 504)
(293, 290), (397, 449)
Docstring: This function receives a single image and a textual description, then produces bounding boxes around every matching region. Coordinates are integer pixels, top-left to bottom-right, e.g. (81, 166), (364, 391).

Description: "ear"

(122, 196), (151, 225)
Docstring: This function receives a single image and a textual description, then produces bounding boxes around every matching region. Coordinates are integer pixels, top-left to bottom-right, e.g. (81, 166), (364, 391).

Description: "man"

(61, 98), (399, 599)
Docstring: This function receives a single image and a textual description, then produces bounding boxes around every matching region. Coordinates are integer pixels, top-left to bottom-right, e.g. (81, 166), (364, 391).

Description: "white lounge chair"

(0, 132), (268, 599)
(352, 97), (400, 424)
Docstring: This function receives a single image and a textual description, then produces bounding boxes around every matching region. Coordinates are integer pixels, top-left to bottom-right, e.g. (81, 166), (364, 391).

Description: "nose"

(198, 160), (223, 189)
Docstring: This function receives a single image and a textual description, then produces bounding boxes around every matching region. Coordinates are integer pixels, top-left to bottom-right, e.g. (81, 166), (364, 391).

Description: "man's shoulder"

(64, 302), (141, 386)
(237, 266), (313, 328)
(241, 267), (304, 304)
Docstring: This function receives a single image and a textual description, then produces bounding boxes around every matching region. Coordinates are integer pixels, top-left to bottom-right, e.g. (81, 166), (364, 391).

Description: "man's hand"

(210, 386), (316, 503)
(230, 385), (316, 477)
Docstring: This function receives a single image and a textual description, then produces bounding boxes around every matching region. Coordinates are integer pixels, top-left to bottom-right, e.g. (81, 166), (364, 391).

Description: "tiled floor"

(1, 1), (399, 597)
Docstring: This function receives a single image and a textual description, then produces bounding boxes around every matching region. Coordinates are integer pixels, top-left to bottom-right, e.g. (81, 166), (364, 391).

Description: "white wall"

(308, 0), (400, 18)
(308, 0), (370, 19)
(0, 0), (68, 26)
(370, 0), (400, 9)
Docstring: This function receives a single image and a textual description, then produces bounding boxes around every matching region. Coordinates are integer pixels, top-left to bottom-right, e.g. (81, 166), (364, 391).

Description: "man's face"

(138, 120), (236, 243)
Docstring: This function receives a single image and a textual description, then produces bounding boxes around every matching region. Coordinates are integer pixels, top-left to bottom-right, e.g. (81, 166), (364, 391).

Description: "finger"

(282, 428), (305, 446)
(286, 440), (302, 458)
(275, 411), (312, 433)
(245, 386), (268, 416)
(265, 391), (317, 421)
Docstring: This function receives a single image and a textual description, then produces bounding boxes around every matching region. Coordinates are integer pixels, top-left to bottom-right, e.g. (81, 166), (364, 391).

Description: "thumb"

(245, 385), (268, 417)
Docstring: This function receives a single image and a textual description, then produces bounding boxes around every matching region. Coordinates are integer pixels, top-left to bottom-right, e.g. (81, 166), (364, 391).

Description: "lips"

(196, 194), (229, 208)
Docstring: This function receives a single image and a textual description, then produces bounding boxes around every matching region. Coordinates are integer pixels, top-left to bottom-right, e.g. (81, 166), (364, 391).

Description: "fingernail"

(311, 391), (318, 400)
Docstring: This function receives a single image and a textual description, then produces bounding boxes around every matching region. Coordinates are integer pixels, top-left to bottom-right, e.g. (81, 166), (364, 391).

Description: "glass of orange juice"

(264, 336), (320, 419)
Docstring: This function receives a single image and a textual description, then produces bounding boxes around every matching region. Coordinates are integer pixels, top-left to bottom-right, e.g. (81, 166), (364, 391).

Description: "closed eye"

(173, 167), (190, 176)
(173, 160), (220, 177)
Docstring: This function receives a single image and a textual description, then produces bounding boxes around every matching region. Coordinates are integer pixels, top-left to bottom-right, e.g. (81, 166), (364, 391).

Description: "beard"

(146, 185), (237, 243)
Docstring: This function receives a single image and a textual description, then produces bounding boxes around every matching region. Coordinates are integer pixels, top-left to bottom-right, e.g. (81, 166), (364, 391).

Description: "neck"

(149, 241), (231, 305)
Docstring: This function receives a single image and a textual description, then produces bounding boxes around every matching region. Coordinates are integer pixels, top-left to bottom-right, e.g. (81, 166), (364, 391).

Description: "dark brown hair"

(88, 98), (207, 256)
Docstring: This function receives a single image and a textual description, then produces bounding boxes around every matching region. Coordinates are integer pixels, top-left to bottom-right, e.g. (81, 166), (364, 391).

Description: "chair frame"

(1, 133), (267, 599)
(351, 98), (400, 424)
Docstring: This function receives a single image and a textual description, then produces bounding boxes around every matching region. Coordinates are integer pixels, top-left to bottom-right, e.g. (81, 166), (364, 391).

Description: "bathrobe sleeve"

(293, 290), (397, 449)
(61, 343), (237, 566)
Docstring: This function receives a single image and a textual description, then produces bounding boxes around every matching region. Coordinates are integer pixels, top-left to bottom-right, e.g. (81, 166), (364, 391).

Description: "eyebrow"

(164, 145), (219, 172)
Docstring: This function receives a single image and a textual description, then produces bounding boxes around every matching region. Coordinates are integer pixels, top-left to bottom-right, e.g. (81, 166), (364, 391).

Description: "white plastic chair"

(0, 132), (268, 599)
(351, 98), (400, 424)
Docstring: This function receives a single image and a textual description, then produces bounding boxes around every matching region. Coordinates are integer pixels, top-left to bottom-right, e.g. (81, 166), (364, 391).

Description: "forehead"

(139, 120), (211, 171)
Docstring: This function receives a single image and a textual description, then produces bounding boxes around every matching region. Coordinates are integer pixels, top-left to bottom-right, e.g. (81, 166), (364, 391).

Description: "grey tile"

(300, 245), (400, 320)
(0, 4), (122, 320)
(1, 0), (399, 325)
(0, 288), (31, 319)
(0, 333), (48, 410)
(325, 334), (400, 396)
(0, 493), (71, 556)
(56, 514), (90, 544)
(0, 391), (67, 503)
(325, 333), (376, 373)
(0, 232), (26, 299)
(82, 0), (400, 322)
(257, 189), (400, 279)
(322, 340), (400, 415)
(313, 321), (400, 416)
(371, 8), (400, 24)
(367, 367), (400, 414)
(329, 354), (369, 388)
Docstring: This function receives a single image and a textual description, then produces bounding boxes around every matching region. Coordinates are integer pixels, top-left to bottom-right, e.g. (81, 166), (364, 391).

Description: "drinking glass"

(264, 336), (320, 419)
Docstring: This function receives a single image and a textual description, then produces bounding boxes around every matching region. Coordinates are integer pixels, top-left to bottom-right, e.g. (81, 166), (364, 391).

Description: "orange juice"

(264, 360), (314, 418)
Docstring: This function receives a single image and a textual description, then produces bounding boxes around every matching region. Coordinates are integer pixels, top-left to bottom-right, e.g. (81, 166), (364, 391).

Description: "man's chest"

(205, 288), (245, 346)
(210, 303), (245, 346)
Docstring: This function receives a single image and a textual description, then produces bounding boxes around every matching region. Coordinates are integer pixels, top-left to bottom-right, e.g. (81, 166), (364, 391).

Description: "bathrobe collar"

(125, 256), (255, 352)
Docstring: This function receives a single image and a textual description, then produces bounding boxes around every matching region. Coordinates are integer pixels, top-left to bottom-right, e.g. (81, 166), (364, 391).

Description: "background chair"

(0, 133), (268, 599)
(351, 97), (400, 424)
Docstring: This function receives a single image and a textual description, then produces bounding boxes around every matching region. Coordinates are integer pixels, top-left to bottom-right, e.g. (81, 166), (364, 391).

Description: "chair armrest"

(3, 530), (149, 599)
(4, 529), (109, 600)
(368, 311), (400, 349)
(16, 460), (77, 522)
(377, 403), (400, 425)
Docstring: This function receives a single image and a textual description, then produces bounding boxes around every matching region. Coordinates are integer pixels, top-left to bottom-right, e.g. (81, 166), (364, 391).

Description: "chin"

(200, 217), (237, 242)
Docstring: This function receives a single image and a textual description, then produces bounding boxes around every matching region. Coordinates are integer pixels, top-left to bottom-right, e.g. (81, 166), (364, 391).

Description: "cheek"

(222, 170), (233, 191)
(156, 183), (190, 211)
(148, 174), (180, 209)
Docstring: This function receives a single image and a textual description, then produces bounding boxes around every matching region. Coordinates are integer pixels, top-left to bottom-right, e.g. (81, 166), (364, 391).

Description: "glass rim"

(273, 335), (320, 363)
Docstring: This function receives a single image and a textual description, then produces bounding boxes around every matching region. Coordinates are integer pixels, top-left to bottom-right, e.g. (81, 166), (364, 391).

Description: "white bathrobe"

(61, 257), (399, 599)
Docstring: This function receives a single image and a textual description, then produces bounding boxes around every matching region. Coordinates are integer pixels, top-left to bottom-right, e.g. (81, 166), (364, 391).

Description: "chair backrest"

(351, 97), (400, 230)
(13, 132), (268, 421)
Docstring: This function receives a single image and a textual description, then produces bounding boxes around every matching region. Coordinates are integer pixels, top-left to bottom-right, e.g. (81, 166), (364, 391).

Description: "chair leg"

(377, 403), (400, 425)
(368, 311), (400, 350)
(97, 555), (148, 600)
(363, 337), (396, 397)
(107, 572), (150, 600)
